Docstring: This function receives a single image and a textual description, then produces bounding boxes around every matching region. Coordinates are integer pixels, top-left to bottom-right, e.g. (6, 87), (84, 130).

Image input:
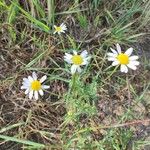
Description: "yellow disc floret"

(55, 26), (62, 32)
(117, 53), (129, 65)
(31, 80), (41, 91)
(72, 55), (83, 65)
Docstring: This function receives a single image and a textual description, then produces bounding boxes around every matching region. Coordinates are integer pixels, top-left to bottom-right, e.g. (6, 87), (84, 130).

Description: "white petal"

(54, 25), (57, 29)
(129, 56), (139, 61)
(53, 31), (56, 34)
(32, 72), (37, 80)
(28, 76), (34, 82)
(42, 85), (50, 89)
(124, 66), (128, 73)
(107, 57), (117, 61)
(73, 50), (77, 55)
(120, 65), (125, 72)
(116, 43), (121, 54)
(127, 63), (137, 70)
(60, 23), (67, 29)
(29, 90), (33, 99)
(107, 52), (117, 57)
(61, 26), (67, 30)
(23, 78), (29, 83)
(112, 61), (119, 66)
(77, 66), (82, 73)
(34, 91), (39, 100)
(71, 65), (78, 74)
(64, 58), (72, 64)
(22, 81), (30, 87)
(64, 53), (72, 59)
(120, 65), (128, 73)
(110, 48), (118, 54)
(39, 90), (44, 96)
(81, 56), (91, 65)
(80, 50), (88, 58)
(81, 61), (88, 65)
(60, 30), (65, 33)
(25, 89), (29, 94)
(40, 75), (47, 83)
(130, 61), (140, 66)
(60, 23), (65, 27)
(62, 28), (67, 31)
(62, 25), (67, 29)
(125, 47), (133, 56)
(64, 53), (72, 63)
(21, 85), (28, 90)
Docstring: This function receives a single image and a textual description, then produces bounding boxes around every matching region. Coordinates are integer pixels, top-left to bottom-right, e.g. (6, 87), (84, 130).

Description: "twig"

(93, 119), (150, 130)
(75, 119), (150, 135)
(75, 29), (106, 43)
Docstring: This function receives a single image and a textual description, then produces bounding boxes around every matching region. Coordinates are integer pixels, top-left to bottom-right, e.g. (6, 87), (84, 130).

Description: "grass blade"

(47, 0), (54, 25)
(0, 135), (45, 148)
(13, 2), (50, 32)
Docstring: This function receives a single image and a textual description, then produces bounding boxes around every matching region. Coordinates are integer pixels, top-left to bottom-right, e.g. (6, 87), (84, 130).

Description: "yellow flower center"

(31, 80), (41, 91)
(117, 53), (129, 65)
(55, 26), (62, 32)
(71, 55), (83, 65)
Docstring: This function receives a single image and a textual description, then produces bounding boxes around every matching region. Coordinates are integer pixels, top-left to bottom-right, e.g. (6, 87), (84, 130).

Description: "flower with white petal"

(53, 23), (67, 34)
(21, 72), (50, 100)
(107, 43), (140, 73)
(64, 50), (91, 74)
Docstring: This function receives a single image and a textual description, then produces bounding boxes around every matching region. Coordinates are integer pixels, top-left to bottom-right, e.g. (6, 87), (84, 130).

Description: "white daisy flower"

(53, 23), (67, 34)
(64, 50), (91, 74)
(21, 72), (50, 100)
(107, 43), (140, 73)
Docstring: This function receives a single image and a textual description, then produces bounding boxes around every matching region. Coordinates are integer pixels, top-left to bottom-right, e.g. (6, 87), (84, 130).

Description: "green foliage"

(47, 0), (55, 25)
(64, 74), (97, 123)
(6, 0), (19, 42)
(91, 0), (102, 10)
(15, 3), (50, 33)
(77, 13), (88, 29)
(97, 129), (133, 150)
(32, 0), (46, 19)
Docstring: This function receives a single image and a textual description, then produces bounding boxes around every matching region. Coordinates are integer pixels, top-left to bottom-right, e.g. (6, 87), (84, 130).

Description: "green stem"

(59, 34), (65, 50)
(65, 73), (78, 118)
(65, 73), (76, 104)
(104, 65), (119, 81)
(71, 73), (77, 91)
